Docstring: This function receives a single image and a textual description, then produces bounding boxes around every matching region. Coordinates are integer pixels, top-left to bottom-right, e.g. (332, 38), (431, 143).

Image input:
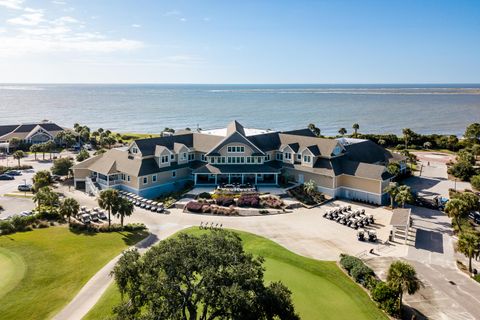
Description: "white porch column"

(214, 175), (218, 185)
(241, 174), (244, 184)
(275, 174), (278, 185)
(228, 174), (231, 183)
(107, 175), (109, 186)
(255, 174), (258, 185)
(194, 174), (197, 185)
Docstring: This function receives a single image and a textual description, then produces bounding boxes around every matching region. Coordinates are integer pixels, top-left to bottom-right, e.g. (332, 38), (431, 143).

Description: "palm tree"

(387, 261), (421, 312)
(98, 189), (120, 227)
(395, 186), (414, 208)
(308, 123), (321, 137)
(33, 186), (59, 207)
(384, 182), (399, 209)
(387, 163), (401, 177)
(13, 150), (25, 167)
(352, 123), (360, 137)
(457, 232), (480, 273)
(116, 197), (134, 227)
(338, 128), (347, 136)
(402, 128), (413, 149)
(303, 179), (317, 195)
(9, 137), (21, 150)
(445, 198), (468, 232)
(45, 140), (56, 160)
(59, 198), (80, 223)
(378, 139), (386, 146)
(30, 144), (39, 160)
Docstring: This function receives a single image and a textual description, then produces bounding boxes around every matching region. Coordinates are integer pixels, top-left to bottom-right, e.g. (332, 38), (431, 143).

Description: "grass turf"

(85, 228), (387, 320)
(0, 226), (148, 320)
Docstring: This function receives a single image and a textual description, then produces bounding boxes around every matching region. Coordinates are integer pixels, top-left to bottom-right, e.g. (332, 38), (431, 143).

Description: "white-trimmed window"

(152, 175), (157, 182)
(171, 154), (175, 160)
(143, 177), (148, 184)
(303, 155), (311, 163)
(284, 152), (292, 160)
(276, 153), (283, 161)
(131, 147), (138, 154)
(297, 154), (301, 160)
(172, 170), (176, 178)
(266, 154), (271, 161)
(201, 154), (206, 161)
(181, 153), (187, 160)
(127, 175), (131, 182)
(161, 155), (169, 163)
(188, 153), (195, 161)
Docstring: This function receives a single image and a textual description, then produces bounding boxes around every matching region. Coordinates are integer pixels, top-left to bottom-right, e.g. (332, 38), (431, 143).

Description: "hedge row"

(339, 254), (399, 316)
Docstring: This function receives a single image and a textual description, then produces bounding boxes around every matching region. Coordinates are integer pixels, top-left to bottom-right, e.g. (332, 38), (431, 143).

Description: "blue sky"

(0, 0), (479, 83)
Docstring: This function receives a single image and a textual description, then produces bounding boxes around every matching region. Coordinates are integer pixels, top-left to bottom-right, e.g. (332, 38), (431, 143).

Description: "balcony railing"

(97, 178), (122, 186)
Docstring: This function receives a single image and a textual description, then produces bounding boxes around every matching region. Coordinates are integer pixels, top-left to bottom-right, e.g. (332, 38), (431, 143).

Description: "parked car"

(469, 211), (480, 224)
(80, 213), (91, 224)
(17, 184), (32, 192)
(0, 174), (14, 180)
(20, 210), (33, 217)
(98, 210), (107, 220)
(5, 170), (21, 176)
(51, 175), (61, 182)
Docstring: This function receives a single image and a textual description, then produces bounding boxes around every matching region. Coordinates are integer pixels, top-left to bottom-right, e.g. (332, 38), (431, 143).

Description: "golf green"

(85, 228), (387, 320)
(0, 226), (148, 320)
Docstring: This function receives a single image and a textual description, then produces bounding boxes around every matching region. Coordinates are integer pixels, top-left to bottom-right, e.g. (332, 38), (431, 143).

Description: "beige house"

(72, 120), (405, 204)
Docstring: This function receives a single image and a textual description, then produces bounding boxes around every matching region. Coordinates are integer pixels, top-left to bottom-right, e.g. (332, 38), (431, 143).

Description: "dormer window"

(181, 153), (187, 160)
(160, 155), (169, 163)
(171, 154), (175, 160)
(303, 155), (311, 163)
(131, 147), (138, 154)
(276, 153), (283, 161)
(284, 152), (292, 160)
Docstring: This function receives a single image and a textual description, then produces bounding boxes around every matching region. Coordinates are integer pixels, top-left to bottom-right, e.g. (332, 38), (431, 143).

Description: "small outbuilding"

(389, 208), (411, 244)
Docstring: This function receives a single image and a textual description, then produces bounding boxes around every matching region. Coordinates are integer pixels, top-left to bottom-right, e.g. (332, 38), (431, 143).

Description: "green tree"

(9, 137), (21, 150)
(352, 123), (360, 137)
(471, 175), (480, 190)
(32, 170), (52, 191)
(98, 189), (120, 227)
(387, 162), (401, 177)
(12, 150), (25, 167)
(445, 198), (468, 232)
(423, 141), (432, 149)
(402, 128), (413, 149)
(384, 182), (399, 209)
(44, 140), (56, 160)
(464, 123), (480, 144)
(457, 149), (475, 165)
(448, 161), (474, 181)
(112, 231), (299, 320)
(33, 186), (59, 207)
(395, 186), (414, 208)
(386, 261), (421, 313)
(378, 139), (386, 146)
(76, 149), (90, 162)
(59, 197), (80, 223)
(308, 123), (321, 137)
(303, 179), (317, 195)
(457, 232), (480, 273)
(56, 130), (77, 148)
(116, 197), (134, 227)
(338, 128), (347, 136)
(29, 144), (39, 160)
(51, 158), (74, 176)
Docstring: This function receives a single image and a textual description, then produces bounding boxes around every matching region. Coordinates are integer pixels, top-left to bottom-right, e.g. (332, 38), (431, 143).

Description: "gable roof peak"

(226, 120), (245, 136)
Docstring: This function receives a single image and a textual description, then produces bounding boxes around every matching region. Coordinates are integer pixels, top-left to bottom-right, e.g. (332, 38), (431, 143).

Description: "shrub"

(0, 220), (16, 235)
(471, 175), (480, 190)
(10, 215), (29, 231)
(351, 264), (374, 284)
(76, 149), (90, 162)
(38, 221), (49, 228)
(371, 282), (400, 316)
(197, 192), (212, 199)
(215, 197), (235, 207)
(123, 223), (147, 231)
(339, 254), (363, 274)
(0, 165), (33, 174)
(448, 161), (475, 181)
(237, 194), (260, 207)
(186, 201), (204, 213)
(36, 206), (62, 221)
(260, 195), (284, 209)
(474, 274), (480, 283)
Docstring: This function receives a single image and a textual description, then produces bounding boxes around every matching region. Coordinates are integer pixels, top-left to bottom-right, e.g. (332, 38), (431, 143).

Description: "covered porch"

(89, 171), (123, 187)
(192, 164), (280, 186)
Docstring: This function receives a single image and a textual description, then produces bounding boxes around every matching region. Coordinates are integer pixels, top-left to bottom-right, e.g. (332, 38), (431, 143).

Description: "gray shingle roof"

(205, 131), (265, 156)
(134, 133), (194, 156)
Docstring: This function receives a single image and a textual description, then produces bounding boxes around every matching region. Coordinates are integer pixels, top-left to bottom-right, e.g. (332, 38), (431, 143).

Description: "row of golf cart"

(119, 191), (165, 213)
(75, 206), (108, 224)
(356, 229), (377, 242)
(323, 205), (375, 229)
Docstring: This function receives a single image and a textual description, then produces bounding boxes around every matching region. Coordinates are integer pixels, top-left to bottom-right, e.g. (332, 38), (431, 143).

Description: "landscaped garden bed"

(185, 191), (287, 215)
(287, 181), (328, 207)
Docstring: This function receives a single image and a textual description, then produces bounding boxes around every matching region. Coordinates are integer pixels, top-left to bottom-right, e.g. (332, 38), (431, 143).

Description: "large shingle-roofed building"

(73, 120), (406, 204)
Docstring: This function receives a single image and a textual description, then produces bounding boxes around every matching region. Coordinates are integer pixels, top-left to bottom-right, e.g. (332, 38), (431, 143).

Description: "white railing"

(97, 178), (121, 186)
(85, 177), (99, 195)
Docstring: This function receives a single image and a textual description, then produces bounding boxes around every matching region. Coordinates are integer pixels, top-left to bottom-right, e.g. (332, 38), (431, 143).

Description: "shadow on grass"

(118, 230), (151, 246)
(68, 227), (98, 236)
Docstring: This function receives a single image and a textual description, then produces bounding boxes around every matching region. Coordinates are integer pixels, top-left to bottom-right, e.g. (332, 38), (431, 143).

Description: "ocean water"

(0, 84), (479, 136)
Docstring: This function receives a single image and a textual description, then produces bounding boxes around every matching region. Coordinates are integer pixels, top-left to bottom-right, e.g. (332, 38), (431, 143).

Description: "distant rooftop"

(336, 137), (368, 146)
(200, 127), (276, 137)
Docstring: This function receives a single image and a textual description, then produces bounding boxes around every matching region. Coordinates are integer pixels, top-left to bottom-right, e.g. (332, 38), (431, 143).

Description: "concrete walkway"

(53, 223), (188, 320)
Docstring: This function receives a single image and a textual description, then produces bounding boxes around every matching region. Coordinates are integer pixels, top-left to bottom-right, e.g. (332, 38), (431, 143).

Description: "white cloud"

(164, 10), (181, 16)
(0, 36), (143, 56)
(51, 0), (66, 4)
(0, 0), (24, 10)
(51, 16), (79, 25)
(24, 7), (43, 13)
(131, 24), (141, 28)
(7, 12), (45, 26)
(180, 18), (186, 22)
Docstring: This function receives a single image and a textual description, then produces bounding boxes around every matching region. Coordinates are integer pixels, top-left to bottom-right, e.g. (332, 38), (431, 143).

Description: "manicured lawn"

(85, 228), (387, 320)
(0, 226), (148, 320)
